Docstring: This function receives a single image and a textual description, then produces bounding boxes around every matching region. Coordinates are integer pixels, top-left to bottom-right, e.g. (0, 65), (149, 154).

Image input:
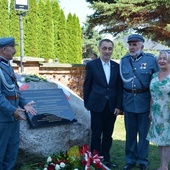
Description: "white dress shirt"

(101, 59), (111, 84)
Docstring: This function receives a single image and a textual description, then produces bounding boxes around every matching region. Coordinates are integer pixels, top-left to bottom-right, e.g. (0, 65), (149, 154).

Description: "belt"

(5, 95), (19, 100)
(124, 88), (149, 94)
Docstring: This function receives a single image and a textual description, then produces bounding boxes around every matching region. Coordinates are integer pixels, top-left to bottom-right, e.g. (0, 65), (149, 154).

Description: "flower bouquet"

(29, 145), (110, 170)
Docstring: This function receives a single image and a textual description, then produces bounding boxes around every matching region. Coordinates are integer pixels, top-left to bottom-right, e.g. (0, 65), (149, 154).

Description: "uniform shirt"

(0, 56), (27, 122)
(120, 52), (159, 113)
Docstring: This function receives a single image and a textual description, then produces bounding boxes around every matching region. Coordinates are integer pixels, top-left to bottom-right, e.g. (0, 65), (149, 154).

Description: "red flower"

(95, 160), (102, 168)
(82, 160), (87, 165)
(30, 144), (110, 170)
(37, 162), (43, 167)
(48, 164), (55, 170)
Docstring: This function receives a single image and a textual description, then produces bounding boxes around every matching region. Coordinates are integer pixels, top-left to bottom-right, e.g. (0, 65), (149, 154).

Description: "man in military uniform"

(120, 34), (159, 170)
(0, 37), (37, 170)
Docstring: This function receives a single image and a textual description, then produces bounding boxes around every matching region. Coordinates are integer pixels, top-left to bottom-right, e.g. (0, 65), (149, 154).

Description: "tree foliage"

(66, 14), (82, 64)
(86, 0), (170, 46)
(37, 0), (46, 58)
(52, 0), (61, 61)
(55, 9), (68, 63)
(0, 0), (83, 63)
(82, 19), (102, 58)
(86, 0), (116, 4)
(113, 41), (128, 60)
(24, 0), (38, 57)
(42, 0), (54, 60)
(0, 0), (10, 36)
(9, 0), (20, 56)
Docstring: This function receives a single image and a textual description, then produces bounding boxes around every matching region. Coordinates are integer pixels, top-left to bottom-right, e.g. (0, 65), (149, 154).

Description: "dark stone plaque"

(21, 88), (77, 128)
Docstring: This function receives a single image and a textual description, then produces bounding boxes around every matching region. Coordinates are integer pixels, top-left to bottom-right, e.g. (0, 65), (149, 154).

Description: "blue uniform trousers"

(0, 121), (19, 170)
(124, 111), (150, 165)
(90, 101), (117, 161)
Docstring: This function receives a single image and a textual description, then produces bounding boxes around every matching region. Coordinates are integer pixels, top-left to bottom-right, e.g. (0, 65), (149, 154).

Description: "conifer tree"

(66, 14), (82, 64)
(54, 9), (68, 63)
(36, 0), (45, 59)
(113, 41), (128, 60)
(0, 0), (83, 64)
(0, 0), (10, 36)
(9, 0), (20, 56)
(24, 0), (38, 57)
(66, 13), (75, 63)
(51, 0), (61, 61)
(72, 15), (82, 64)
(82, 20), (102, 58)
(42, 0), (54, 60)
(87, 0), (170, 46)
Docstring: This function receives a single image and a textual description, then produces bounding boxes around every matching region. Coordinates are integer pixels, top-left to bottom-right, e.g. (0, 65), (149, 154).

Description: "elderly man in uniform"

(0, 37), (37, 170)
(120, 34), (159, 170)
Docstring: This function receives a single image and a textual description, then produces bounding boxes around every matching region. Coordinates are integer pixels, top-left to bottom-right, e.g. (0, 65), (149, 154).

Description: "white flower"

(43, 168), (47, 170)
(74, 169), (79, 170)
(55, 164), (60, 170)
(60, 162), (65, 168)
(47, 156), (52, 163)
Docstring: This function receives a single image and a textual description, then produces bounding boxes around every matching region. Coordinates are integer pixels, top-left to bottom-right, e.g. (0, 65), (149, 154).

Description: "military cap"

(0, 37), (18, 48)
(127, 34), (145, 43)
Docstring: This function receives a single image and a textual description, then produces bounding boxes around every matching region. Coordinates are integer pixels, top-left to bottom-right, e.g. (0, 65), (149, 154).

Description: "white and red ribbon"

(80, 145), (111, 170)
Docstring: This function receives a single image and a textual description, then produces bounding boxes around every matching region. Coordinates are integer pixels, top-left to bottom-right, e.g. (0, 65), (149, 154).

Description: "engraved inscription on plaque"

(21, 88), (77, 128)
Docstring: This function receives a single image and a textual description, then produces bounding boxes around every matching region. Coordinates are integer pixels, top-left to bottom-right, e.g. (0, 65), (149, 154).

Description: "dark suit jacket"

(83, 58), (123, 113)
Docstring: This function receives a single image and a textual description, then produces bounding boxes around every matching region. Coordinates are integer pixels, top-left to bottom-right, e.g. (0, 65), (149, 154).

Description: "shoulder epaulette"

(143, 52), (156, 58)
(121, 54), (130, 60)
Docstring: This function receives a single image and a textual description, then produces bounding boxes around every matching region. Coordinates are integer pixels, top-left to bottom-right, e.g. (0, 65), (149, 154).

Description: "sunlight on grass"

(113, 115), (125, 141)
(110, 115), (169, 170)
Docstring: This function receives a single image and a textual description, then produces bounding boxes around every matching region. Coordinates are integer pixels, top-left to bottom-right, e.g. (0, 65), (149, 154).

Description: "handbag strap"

(129, 58), (145, 89)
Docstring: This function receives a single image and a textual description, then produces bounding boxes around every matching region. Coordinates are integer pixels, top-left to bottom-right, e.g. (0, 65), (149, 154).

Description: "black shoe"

(123, 163), (136, 170)
(104, 161), (118, 169)
(139, 164), (148, 170)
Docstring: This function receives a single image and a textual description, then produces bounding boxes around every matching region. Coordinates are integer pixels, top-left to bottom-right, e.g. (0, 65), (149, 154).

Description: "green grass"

(111, 115), (163, 170)
(15, 115), (168, 170)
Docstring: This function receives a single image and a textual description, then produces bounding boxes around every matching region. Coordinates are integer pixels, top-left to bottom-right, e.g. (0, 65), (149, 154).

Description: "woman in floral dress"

(147, 50), (170, 170)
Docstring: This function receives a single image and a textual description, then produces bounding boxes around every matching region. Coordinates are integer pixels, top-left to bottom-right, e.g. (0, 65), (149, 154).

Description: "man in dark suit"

(83, 38), (123, 169)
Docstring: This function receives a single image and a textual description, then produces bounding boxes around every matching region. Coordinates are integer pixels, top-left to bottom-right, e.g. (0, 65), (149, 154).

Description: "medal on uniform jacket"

(140, 63), (147, 69)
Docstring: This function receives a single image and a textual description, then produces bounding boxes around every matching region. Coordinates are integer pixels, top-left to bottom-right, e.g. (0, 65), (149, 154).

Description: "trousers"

(0, 121), (19, 170)
(124, 111), (150, 165)
(90, 101), (116, 161)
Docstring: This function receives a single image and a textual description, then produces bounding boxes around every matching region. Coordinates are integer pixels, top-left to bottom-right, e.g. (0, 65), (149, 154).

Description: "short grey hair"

(158, 50), (170, 62)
